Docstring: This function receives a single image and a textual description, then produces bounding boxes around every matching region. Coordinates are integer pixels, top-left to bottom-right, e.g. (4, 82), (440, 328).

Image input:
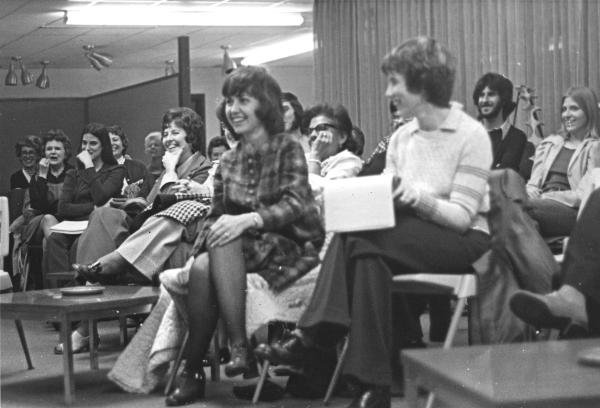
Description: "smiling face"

(162, 122), (191, 154)
(19, 146), (40, 169)
(477, 86), (503, 120)
(225, 93), (264, 138)
(81, 133), (103, 162)
(562, 96), (588, 138)
(109, 132), (124, 159)
(145, 137), (164, 158)
(45, 140), (66, 166)
(385, 72), (423, 119)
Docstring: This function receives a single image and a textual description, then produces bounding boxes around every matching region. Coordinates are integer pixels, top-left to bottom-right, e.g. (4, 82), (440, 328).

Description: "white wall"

(1, 65), (315, 144)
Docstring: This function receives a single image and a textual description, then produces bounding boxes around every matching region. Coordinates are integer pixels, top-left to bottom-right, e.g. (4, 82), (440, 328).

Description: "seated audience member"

(510, 187), (600, 337)
(305, 103), (363, 183)
(351, 125), (365, 157)
(73, 107), (213, 275)
(144, 131), (165, 182)
(161, 66), (324, 406)
(206, 135), (229, 163)
(11, 135), (43, 189)
(255, 36), (492, 408)
(526, 86), (600, 237)
(473, 72), (527, 171)
(283, 91), (310, 153)
(43, 123), (124, 291)
(11, 130), (73, 288)
(55, 109), (213, 354)
(107, 125), (153, 199)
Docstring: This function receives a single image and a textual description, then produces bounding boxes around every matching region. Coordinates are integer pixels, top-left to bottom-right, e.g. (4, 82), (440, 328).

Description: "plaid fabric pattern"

(155, 199), (210, 225)
(195, 133), (325, 289)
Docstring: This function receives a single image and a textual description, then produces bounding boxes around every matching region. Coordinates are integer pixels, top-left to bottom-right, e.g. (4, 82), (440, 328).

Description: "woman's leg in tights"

(208, 238), (247, 348)
(185, 253), (219, 371)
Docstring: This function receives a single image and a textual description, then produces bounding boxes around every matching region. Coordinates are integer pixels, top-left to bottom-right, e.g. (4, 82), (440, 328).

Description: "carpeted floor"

(1, 314), (466, 407)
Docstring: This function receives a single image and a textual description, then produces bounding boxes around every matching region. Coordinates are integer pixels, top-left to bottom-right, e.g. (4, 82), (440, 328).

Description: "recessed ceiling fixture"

(65, 8), (303, 26)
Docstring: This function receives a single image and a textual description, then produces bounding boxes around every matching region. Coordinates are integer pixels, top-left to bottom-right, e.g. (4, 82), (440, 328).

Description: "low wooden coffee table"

(0, 285), (159, 405)
(402, 339), (600, 408)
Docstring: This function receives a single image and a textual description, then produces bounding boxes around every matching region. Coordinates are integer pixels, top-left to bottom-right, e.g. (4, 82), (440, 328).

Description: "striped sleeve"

(413, 125), (492, 232)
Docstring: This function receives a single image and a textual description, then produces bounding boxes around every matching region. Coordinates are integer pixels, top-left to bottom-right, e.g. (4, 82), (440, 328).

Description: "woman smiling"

(526, 86), (600, 237)
(43, 123), (125, 288)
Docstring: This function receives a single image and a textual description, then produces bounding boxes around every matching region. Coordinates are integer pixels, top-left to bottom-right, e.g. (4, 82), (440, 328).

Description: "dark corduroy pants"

(298, 213), (490, 386)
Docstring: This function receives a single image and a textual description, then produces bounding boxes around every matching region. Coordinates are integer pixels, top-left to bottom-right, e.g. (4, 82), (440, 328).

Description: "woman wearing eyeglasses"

(305, 104), (363, 181)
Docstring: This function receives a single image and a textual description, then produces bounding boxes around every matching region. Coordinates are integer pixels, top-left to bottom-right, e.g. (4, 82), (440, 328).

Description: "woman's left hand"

(309, 129), (335, 162)
(207, 213), (253, 247)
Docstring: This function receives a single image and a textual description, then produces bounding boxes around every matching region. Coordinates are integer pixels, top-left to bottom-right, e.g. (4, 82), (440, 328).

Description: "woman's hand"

(392, 177), (419, 208)
(38, 158), (50, 179)
(207, 213), (254, 247)
(171, 179), (210, 195)
(309, 129), (335, 162)
(162, 148), (182, 172)
(77, 150), (94, 168)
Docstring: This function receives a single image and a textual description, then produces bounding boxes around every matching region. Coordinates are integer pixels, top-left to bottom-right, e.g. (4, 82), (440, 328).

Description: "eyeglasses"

(308, 123), (338, 134)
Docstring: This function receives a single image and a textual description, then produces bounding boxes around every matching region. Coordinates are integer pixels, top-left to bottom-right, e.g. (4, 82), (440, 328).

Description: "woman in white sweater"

(255, 36), (493, 408)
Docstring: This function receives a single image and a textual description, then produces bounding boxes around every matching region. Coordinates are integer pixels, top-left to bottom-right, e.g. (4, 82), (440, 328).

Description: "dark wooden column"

(178, 36), (191, 108)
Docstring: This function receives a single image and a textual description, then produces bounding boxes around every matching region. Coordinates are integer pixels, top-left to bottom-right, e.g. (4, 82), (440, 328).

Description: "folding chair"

(323, 273), (477, 408)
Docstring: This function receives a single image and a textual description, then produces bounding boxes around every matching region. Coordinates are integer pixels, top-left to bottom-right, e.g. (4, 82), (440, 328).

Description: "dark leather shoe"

(72, 261), (102, 283)
(348, 386), (391, 408)
(224, 344), (251, 377)
(255, 333), (307, 365)
(165, 368), (205, 406)
(510, 290), (588, 331)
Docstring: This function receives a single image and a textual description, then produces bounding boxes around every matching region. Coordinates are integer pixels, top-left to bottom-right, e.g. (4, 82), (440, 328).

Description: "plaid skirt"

(193, 227), (320, 293)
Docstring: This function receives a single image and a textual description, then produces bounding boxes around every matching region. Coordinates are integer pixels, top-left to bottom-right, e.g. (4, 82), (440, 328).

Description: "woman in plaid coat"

(165, 66), (324, 406)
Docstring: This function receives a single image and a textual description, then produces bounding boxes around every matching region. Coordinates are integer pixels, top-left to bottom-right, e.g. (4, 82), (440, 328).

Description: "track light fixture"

(221, 45), (237, 75)
(14, 56), (33, 85)
(36, 61), (50, 89)
(5, 57), (18, 86)
(83, 45), (113, 71)
(165, 59), (176, 76)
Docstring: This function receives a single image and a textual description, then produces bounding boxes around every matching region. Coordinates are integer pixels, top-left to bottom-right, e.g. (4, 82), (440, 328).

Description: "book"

(49, 220), (89, 235)
(323, 174), (395, 232)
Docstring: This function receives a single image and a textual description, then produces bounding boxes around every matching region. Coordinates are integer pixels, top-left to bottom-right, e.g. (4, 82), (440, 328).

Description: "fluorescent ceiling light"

(65, 8), (303, 26)
(240, 33), (314, 65)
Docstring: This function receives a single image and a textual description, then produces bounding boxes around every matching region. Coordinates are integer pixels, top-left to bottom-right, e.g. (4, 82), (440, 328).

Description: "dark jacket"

(57, 164), (125, 220)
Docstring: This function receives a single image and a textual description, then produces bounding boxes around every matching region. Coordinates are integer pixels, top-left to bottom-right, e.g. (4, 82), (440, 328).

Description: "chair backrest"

(1, 196), (10, 269)
(7, 188), (26, 224)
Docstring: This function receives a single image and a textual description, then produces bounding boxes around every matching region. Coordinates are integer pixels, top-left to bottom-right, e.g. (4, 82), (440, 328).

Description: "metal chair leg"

(323, 336), (349, 405)
(252, 360), (270, 404)
(14, 320), (33, 369)
(164, 331), (189, 395)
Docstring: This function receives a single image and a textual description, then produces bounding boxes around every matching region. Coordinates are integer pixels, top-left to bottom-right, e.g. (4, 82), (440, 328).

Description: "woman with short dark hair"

(164, 65), (324, 406)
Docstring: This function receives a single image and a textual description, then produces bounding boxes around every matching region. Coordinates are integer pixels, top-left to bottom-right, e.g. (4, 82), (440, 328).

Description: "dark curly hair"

(106, 124), (129, 155)
(42, 129), (72, 163)
(219, 66), (284, 138)
(161, 107), (205, 153)
(472, 72), (517, 120)
(302, 103), (358, 154)
(80, 122), (118, 166)
(381, 36), (456, 107)
(15, 135), (43, 158)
